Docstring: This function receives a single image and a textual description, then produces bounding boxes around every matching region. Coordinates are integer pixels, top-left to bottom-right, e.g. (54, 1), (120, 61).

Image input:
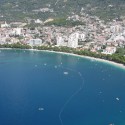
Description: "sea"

(0, 49), (125, 125)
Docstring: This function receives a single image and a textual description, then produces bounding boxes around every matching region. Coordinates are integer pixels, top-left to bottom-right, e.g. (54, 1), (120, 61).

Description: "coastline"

(36, 49), (125, 70)
(1, 48), (125, 70)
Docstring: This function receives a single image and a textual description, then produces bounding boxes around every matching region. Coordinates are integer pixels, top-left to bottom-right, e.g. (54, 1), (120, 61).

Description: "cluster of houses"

(1, 12), (125, 55)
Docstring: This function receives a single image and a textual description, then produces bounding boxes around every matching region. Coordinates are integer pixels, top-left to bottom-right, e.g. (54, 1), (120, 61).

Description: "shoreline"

(0, 48), (125, 70)
(35, 49), (125, 70)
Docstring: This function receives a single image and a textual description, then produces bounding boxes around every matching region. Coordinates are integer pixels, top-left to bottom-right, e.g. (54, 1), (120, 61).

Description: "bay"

(0, 49), (125, 125)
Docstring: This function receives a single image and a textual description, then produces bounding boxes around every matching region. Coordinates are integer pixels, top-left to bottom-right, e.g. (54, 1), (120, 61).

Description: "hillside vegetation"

(0, 0), (125, 21)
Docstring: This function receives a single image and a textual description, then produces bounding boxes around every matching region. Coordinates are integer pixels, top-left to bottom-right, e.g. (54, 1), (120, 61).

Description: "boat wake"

(58, 66), (85, 125)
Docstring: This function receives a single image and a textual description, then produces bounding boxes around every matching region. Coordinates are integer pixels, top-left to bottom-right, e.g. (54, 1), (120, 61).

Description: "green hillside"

(0, 0), (125, 22)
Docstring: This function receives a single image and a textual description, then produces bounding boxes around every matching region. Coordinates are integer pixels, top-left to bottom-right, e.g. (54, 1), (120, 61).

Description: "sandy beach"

(1, 48), (125, 70)
(29, 49), (125, 70)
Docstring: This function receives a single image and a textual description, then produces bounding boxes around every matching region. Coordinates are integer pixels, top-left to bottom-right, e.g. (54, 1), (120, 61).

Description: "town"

(0, 12), (125, 55)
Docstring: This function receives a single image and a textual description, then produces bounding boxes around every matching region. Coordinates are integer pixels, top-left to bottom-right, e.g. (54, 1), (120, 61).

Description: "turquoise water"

(0, 49), (125, 125)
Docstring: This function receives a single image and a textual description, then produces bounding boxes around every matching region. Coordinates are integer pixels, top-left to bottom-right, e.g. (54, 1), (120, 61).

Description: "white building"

(56, 36), (65, 46)
(110, 25), (123, 33)
(68, 32), (86, 48)
(14, 28), (22, 35)
(35, 19), (43, 24)
(0, 38), (6, 44)
(10, 28), (22, 36)
(68, 32), (79, 48)
(114, 35), (125, 42)
(27, 39), (43, 46)
(1, 21), (10, 28)
(102, 47), (116, 55)
(79, 33), (86, 41)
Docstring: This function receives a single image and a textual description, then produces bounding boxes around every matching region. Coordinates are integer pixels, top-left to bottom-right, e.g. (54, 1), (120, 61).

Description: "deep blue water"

(0, 49), (125, 125)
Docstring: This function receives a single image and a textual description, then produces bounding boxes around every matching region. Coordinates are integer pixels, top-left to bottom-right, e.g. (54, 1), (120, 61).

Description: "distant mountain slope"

(0, 0), (125, 22)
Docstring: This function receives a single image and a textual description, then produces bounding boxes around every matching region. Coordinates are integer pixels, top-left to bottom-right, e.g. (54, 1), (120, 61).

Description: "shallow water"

(0, 49), (125, 125)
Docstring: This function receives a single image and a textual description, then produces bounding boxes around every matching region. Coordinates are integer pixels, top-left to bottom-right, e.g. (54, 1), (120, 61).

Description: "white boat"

(64, 72), (69, 75)
(38, 108), (44, 111)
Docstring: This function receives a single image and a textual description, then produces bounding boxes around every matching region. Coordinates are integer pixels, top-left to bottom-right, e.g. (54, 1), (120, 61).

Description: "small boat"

(116, 97), (120, 101)
(63, 72), (69, 75)
(38, 108), (44, 111)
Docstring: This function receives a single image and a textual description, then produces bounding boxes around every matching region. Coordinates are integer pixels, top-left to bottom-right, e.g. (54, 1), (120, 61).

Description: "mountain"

(0, 0), (125, 22)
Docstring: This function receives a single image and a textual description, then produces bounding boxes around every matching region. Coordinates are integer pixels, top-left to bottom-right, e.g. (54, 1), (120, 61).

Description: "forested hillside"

(0, 0), (125, 22)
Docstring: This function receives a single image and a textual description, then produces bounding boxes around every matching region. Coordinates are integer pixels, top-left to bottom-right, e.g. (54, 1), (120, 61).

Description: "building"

(67, 32), (86, 48)
(56, 36), (64, 46)
(110, 25), (123, 33)
(102, 47), (116, 55)
(35, 19), (43, 24)
(114, 35), (125, 42)
(79, 33), (86, 41)
(68, 32), (79, 48)
(1, 21), (10, 28)
(27, 39), (43, 46)
(10, 28), (22, 36)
